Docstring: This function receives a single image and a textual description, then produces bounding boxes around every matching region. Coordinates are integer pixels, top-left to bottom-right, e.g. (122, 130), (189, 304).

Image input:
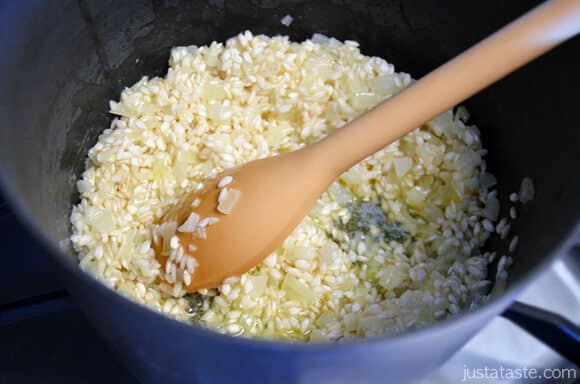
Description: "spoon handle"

(311, 0), (580, 176)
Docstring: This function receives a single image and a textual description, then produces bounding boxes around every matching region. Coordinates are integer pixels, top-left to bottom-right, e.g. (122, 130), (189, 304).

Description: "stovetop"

(0, 198), (578, 383)
(0, 199), (138, 384)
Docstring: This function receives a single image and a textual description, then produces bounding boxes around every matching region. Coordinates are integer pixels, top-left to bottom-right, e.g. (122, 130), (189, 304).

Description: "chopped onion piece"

(352, 92), (380, 110)
(316, 312), (337, 326)
(370, 74), (399, 95)
(282, 275), (318, 303)
(201, 83), (226, 100)
(193, 226), (206, 240)
(379, 265), (408, 290)
(406, 186), (429, 208)
(178, 212), (200, 232)
(394, 157), (413, 178)
(217, 188), (241, 214)
(266, 123), (286, 146)
(218, 187), (229, 203)
(91, 212), (114, 233)
(109, 101), (131, 117)
(159, 221), (177, 256)
(287, 246), (317, 260)
(218, 175), (233, 188)
(198, 217), (219, 227)
(319, 243), (337, 265)
(248, 275), (268, 296)
(343, 312), (360, 331)
(341, 166), (364, 184)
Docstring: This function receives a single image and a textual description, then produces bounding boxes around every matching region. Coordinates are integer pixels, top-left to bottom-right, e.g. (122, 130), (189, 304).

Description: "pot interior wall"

(0, 0), (578, 289)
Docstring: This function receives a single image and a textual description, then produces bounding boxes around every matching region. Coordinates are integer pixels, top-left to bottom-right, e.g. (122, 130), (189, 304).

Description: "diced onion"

(282, 275), (318, 303)
(379, 265), (408, 290)
(352, 92), (380, 110)
(319, 243), (337, 265)
(201, 83), (226, 100)
(370, 74), (399, 95)
(406, 186), (429, 208)
(248, 275), (268, 296)
(287, 246), (317, 261)
(217, 188), (241, 215)
(394, 157), (413, 178)
(91, 212), (114, 233)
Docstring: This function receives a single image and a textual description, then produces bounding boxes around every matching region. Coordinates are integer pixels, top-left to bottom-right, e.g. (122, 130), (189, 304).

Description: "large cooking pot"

(0, 0), (578, 383)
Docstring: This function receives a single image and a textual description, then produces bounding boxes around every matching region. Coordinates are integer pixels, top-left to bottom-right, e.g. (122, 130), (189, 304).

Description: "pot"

(0, 1), (578, 383)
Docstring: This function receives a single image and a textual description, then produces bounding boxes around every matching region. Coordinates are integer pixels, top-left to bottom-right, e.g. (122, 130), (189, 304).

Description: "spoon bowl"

(154, 149), (333, 291)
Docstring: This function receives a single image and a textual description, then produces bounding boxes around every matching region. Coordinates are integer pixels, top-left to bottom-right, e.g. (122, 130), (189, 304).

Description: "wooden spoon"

(154, 0), (580, 294)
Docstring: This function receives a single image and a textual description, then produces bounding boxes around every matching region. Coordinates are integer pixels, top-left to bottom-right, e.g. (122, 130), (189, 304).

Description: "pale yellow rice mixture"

(70, 32), (502, 341)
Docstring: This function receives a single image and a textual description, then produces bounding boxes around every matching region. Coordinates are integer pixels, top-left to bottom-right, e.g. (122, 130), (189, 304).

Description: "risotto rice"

(70, 32), (506, 341)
